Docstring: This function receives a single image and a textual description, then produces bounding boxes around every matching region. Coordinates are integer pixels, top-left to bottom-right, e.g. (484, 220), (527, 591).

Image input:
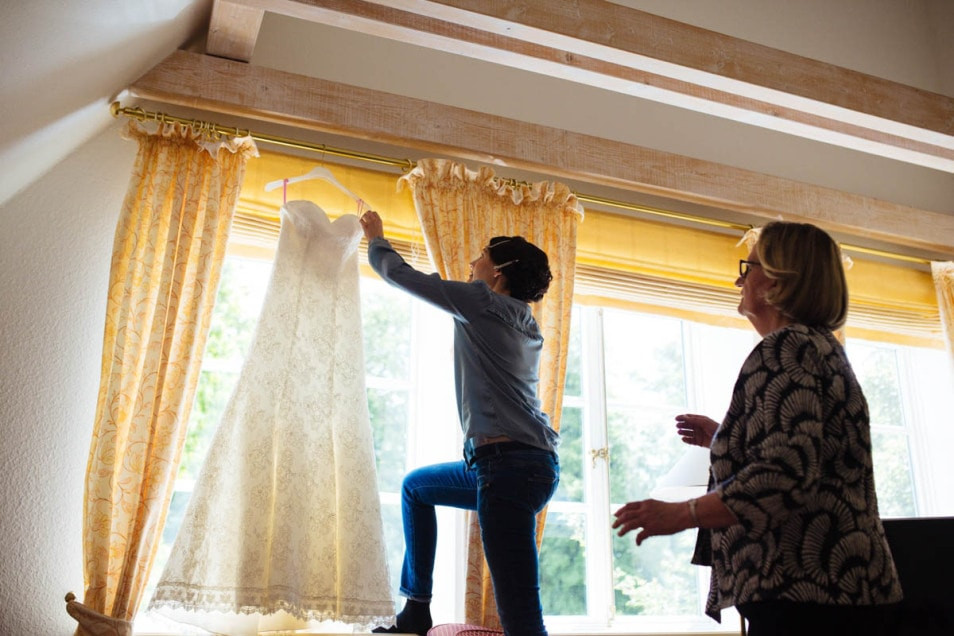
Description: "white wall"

(0, 123), (136, 635)
(0, 0), (210, 208)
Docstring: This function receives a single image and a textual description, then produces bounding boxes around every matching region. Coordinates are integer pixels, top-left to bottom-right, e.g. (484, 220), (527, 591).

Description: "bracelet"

(687, 498), (700, 527)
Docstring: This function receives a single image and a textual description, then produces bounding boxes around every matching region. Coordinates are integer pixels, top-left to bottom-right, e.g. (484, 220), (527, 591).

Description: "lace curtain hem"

(150, 588), (394, 631)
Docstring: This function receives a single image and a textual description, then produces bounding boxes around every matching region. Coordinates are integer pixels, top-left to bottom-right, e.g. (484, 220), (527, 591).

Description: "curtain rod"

(110, 102), (413, 172)
(110, 102), (930, 266)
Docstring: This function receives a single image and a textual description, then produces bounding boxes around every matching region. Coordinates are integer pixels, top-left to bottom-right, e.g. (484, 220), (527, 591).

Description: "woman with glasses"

(613, 221), (902, 635)
(359, 210), (560, 636)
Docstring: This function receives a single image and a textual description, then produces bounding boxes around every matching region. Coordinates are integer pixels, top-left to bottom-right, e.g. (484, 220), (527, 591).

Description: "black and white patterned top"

(703, 324), (903, 620)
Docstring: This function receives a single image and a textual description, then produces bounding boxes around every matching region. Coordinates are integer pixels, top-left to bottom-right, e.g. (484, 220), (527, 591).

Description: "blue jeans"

(399, 445), (559, 636)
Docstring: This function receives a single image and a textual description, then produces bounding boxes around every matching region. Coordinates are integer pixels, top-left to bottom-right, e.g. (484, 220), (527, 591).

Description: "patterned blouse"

(702, 324), (903, 620)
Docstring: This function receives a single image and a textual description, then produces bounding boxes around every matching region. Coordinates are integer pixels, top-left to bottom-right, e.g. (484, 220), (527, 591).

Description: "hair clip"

(493, 259), (519, 270)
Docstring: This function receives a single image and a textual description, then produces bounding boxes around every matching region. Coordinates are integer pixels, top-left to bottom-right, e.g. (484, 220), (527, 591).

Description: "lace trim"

(150, 583), (394, 630)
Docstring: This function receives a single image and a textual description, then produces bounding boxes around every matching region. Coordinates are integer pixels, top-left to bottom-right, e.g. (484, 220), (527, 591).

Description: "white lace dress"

(149, 200), (394, 635)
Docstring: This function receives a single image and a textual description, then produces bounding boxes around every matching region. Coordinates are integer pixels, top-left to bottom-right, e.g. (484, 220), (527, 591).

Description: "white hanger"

(264, 166), (362, 202)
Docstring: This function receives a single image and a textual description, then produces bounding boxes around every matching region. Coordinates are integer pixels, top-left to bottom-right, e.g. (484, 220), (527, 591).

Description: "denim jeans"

(399, 446), (560, 636)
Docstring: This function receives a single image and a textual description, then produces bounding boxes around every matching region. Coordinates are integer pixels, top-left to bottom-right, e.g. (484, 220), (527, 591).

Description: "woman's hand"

(612, 499), (691, 546)
(359, 210), (384, 241)
(675, 413), (719, 448)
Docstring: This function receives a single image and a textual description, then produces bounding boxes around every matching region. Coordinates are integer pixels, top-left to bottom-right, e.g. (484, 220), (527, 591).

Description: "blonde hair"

(756, 221), (848, 330)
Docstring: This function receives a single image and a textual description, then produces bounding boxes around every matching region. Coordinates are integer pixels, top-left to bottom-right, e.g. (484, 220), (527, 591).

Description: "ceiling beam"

(128, 50), (954, 254)
(207, 0), (265, 61)
(210, 0), (954, 172)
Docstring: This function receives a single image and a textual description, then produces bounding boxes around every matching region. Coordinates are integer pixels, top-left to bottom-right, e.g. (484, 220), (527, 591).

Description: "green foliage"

(362, 279), (412, 379)
(179, 369), (237, 479)
(554, 406), (583, 502)
(563, 307), (583, 397)
(851, 345), (904, 427)
(360, 277), (414, 494)
(179, 258), (269, 479)
(367, 388), (410, 492)
(607, 407), (685, 502)
(848, 342), (917, 516)
(870, 429), (916, 516)
(612, 530), (699, 615)
(203, 258), (270, 361)
(539, 512), (587, 615)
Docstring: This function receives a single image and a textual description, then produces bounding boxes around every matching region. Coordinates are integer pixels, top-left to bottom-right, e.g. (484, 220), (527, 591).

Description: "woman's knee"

(401, 466), (430, 501)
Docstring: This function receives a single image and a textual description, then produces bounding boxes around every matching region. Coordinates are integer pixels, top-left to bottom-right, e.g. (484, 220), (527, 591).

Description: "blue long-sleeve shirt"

(367, 237), (559, 458)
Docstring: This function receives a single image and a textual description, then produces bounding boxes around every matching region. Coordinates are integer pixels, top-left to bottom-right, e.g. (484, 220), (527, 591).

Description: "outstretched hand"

(359, 210), (384, 242)
(675, 413), (719, 448)
(612, 499), (690, 546)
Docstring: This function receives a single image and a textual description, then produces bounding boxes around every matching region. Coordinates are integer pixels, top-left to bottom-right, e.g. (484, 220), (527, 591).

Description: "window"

(138, 250), (953, 634)
(846, 339), (954, 517)
(538, 307), (954, 632)
(540, 308), (752, 632)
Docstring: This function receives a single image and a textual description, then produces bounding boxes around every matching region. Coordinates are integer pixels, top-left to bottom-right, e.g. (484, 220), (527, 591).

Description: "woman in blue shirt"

(360, 210), (560, 636)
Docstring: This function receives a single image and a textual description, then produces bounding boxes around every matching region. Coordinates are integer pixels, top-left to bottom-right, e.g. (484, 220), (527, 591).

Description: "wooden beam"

(128, 50), (954, 254)
(207, 0), (265, 61)
(223, 0), (954, 172)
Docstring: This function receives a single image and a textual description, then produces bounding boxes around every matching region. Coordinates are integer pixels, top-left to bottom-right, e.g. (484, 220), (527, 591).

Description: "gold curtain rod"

(110, 102), (413, 172)
(110, 102), (931, 266)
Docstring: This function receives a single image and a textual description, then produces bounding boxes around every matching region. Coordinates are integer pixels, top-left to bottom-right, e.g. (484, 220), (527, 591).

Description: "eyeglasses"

(739, 259), (761, 279)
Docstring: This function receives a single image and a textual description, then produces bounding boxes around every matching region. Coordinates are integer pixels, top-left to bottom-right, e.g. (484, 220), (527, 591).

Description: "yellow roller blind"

(230, 150), (943, 348)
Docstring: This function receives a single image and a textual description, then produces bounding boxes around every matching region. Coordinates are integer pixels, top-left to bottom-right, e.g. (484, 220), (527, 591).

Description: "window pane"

(607, 406), (687, 503)
(202, 257), (272, 361)
(362, 278), (412, 380)
(849, 342), (904, 427)
(600, 312), (701, 618)
(368, 388), (410, 492)
(563, 307), (582, 397)
(612, 530), (699, 615)
(603, 310), (685, 405)
(847, 340), (918, 517)
(178, 257), (272, 478)
(871, 429), (917, 517)
(554, 406), (583, 502)
(178, 369), (238, 479)
(539, 511), (587, 616)
(689, 322), (757, 418)
(380, 501), (405, 605)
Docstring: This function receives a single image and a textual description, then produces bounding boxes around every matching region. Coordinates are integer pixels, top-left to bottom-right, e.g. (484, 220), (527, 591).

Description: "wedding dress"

(150, 200), (394, 635)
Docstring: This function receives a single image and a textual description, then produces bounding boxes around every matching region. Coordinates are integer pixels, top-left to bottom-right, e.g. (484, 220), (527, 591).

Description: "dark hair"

(487, 236), (553, 302)
(756, 221), (848, 330)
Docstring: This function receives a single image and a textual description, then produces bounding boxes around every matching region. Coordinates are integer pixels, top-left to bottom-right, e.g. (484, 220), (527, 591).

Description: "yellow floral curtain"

(67, 120), (256, 635)
(398, 158), (583, 629)
(932, 261), (954, 360)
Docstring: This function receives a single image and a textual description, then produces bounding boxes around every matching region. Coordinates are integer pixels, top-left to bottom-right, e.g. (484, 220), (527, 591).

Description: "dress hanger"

(264, 166), (363, 203)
